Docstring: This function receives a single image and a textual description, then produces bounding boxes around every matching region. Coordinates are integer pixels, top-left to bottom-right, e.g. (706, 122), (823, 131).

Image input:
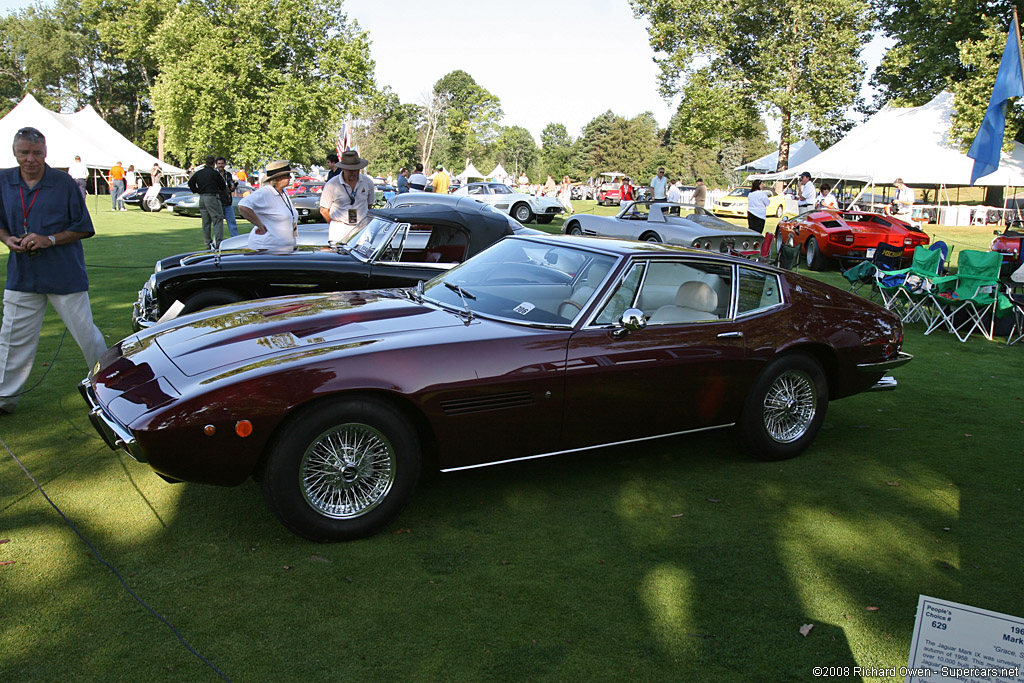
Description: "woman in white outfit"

(238, 160), (298, 250)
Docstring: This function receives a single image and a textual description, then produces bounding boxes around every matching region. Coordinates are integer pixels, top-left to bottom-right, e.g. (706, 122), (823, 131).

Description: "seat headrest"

(585, 261), (610, 283)
(674, 281), (718, 312)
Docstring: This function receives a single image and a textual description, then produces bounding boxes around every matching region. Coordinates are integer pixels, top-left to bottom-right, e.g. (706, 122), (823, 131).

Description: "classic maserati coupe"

(563, 200), (764, 256)
(131, 203), (517, 330)
(83, 234), (911, 541)
(775, 208), (931, 270)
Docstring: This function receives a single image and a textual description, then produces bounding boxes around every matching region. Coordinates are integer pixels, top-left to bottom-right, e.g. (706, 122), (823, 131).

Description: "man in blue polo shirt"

(0, 127), (107, 414)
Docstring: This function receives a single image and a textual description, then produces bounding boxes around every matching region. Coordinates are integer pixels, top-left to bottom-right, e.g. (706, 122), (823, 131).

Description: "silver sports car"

(562, 201), (764, 256)
(452, 182), (564, 224)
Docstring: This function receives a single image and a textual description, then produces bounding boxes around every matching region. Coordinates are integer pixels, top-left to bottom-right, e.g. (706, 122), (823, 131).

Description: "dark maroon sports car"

(81, 235), (912, 541)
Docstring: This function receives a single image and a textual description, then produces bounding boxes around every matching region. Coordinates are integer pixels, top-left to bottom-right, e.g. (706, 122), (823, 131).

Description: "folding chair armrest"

(929, 274), (958, 292)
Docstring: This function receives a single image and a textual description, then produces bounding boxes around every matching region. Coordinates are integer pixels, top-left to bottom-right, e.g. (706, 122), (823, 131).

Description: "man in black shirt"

(325, 153), (341, 181)
(188, 155), (227, 249)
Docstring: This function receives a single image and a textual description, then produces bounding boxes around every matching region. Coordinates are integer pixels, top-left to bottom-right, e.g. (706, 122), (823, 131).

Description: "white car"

(452, 182), (564, 224)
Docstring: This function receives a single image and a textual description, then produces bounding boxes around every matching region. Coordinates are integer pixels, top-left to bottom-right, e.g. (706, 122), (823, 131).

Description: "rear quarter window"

(737, 267), (782, 315)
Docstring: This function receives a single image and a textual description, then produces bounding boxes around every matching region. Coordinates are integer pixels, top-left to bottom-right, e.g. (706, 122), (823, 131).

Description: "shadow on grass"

(2, 209), (1023, 680)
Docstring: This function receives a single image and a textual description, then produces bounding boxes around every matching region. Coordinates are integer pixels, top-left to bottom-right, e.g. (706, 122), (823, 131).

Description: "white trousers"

(0, 289), (107, 411)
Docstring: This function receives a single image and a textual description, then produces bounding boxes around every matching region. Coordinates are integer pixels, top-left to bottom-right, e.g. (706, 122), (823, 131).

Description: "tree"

(576, 110), (664, 180)
(632, 0), (872, 170)
(540, 122), (573, 179)
(870, 2), (1024, 152)
(494, 126), (537, 177)
(354, 88), (421, 177)
(150, 0), (375, 169)
(431, 70), (503, 169)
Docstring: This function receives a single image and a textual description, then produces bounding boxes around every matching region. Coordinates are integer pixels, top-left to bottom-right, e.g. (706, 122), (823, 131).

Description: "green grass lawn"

(1, 203), (1022, 682)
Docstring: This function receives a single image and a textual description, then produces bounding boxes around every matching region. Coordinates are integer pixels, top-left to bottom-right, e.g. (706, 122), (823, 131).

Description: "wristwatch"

(48, 235), (56, 246)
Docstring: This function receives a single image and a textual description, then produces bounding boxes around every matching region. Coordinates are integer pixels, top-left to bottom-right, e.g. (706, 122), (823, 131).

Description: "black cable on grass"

(0, 328), (67, 400)
(0, 435), (232, 682)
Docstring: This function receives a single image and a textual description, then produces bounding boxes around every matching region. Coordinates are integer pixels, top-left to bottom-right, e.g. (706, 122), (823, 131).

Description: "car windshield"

(423, 239), (618, 326)
(347, 217), (409, 261)
(727, 188), (751, 197)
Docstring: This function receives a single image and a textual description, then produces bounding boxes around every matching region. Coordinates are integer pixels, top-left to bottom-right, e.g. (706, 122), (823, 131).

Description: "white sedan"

(452, 182), (564, 224)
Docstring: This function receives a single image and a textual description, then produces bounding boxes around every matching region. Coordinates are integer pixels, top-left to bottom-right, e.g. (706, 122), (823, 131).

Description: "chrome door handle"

(717, 331), (743, 339)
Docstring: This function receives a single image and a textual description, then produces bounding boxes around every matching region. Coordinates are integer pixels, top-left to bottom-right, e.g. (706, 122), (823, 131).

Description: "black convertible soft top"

(371, 203), (515, 259)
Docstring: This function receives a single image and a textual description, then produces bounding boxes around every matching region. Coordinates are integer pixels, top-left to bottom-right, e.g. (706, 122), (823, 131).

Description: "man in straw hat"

(319, 149), (375, 244)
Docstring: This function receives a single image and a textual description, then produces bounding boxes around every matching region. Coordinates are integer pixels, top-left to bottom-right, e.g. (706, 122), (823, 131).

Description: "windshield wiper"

(443, 281), (476, 322)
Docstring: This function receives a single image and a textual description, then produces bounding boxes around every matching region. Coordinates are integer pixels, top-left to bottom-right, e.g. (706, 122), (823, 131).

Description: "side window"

(594, 262), (645, 325)
(641, 261), (733, 324)
(467, 185), (485, 195)
(492, 185), (511, 194)
(737, 267), (782, 314)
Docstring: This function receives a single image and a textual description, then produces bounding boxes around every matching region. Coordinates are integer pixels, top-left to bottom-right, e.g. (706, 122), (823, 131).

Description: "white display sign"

(906, 595), (1024, 682)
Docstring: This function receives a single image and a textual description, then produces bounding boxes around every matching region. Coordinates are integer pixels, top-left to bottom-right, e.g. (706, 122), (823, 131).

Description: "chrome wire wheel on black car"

(739, 353), (827, 461)
(300, 423), (396, 519)
(261, 397), (421, 541)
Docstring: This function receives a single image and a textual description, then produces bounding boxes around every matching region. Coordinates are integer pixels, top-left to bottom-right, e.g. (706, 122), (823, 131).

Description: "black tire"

(512, 203), (534, 223)
(260, 397), (421, 541)
(805, 237), (826, 270)
(536, 215), (555, 224)
(566, 222), (583, 236)
(739, 353), (828, 461)
(179, 288), (245, 316)
(640, 231), (662, 243)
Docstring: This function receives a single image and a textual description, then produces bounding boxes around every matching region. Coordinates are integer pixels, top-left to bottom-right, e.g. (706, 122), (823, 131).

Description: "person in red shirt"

(619, 178), (633, 203)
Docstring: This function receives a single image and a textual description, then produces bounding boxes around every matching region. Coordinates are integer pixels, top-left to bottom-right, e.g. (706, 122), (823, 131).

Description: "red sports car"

(991, 224), (1024, 275)
(776, 209), (931, 270)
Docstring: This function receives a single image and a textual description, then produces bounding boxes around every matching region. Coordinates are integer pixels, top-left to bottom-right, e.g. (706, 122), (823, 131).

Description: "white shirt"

(320, 173), (376, 243)
(819, 192), (838, 210)
(68, 160), (89, 180)
(747, 190), (771, 219)
(895, 186), (914, 215)
(649, 175), (669, 199)
(666, 183), (682, 203)
(407, 172), (428, 192)
(799, 180), (816, 207)
(240, 186), (298, 250)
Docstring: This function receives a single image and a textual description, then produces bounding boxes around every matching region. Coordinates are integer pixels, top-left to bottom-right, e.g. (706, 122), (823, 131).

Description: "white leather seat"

(558, 262), (611, 319)
(649, 281), (719, 323)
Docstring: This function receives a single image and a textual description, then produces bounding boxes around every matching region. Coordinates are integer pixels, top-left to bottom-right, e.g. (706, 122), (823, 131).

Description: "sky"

(1, 0), (891, 145)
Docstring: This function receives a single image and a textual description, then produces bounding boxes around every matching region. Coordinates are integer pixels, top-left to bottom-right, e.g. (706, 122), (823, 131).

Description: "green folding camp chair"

(880, 246), (945, 324)
(925, 250), (1012, 342)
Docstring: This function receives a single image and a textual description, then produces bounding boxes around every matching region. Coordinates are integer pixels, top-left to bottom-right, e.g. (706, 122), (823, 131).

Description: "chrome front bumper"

(857, 351), (913, 391)
(78, 378), (145, 462)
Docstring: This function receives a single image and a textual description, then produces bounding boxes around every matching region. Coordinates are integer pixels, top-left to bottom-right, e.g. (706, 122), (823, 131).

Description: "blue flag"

(968, 14), (1024, 185)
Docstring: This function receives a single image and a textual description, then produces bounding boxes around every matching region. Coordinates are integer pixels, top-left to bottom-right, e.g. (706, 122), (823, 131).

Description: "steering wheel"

(557, 298), (584, 319)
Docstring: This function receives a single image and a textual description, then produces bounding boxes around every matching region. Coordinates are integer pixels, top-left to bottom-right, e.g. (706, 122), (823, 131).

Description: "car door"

(489, 184), (515, 213)
(561, 258), (758, 449)
(604, 204), (650, 241)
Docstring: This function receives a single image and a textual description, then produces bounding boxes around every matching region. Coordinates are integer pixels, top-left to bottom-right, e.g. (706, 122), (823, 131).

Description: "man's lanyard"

(19, 186), (38, 236)
(342, 180), (358, 206)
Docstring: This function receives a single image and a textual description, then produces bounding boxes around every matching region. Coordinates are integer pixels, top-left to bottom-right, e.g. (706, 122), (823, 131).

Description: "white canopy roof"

(735, 139), (821, 172)
(750, 92), (1024, 187)
(457, 159), (486, 182)
(0, 93), (184, 173)
(487, 163), (511, 183)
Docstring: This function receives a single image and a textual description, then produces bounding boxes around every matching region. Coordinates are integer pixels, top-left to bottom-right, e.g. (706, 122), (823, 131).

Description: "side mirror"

(613, 308), (647, 337)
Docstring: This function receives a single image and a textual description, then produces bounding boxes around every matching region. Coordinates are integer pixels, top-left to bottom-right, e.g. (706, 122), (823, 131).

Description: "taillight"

(904, 237), (913, 246)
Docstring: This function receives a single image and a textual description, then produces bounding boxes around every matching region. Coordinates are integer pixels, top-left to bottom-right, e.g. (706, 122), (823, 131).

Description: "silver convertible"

(563, 201), (764, 257)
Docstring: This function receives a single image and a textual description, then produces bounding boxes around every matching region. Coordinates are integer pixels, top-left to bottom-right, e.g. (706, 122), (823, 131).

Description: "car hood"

(145, 290), (464, 377)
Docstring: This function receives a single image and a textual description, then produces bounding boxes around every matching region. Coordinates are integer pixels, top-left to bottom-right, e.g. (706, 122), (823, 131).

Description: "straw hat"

(265, 160), (292, 180)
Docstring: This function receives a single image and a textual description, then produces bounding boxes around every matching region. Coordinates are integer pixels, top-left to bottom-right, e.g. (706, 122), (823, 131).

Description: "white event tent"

(749, 91), (1024, 188)
(456, 160), (486, 183)
(486, 163), (512, 184)
(735, 139), (821, 173)
(0, 93), (184, 175)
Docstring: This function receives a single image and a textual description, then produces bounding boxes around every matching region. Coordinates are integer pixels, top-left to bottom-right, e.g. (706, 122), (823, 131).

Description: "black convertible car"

(131, 203), (518, 330)
(122, 184), (194, 211)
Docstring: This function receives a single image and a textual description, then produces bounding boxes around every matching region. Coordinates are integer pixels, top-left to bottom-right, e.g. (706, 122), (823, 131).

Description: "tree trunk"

(777, 108), (792, 172)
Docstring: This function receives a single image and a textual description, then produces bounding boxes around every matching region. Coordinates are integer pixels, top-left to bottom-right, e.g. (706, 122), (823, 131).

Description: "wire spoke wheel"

(300, 423), (396, 518)
(761, 369), (817, 443)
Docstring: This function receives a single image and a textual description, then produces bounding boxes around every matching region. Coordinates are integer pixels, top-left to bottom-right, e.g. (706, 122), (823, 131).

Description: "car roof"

(372, 203), (514, 255)
(510, 233), (738, 259)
